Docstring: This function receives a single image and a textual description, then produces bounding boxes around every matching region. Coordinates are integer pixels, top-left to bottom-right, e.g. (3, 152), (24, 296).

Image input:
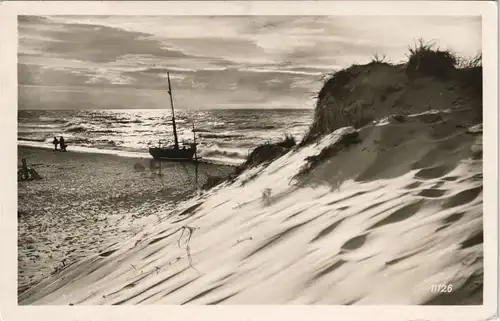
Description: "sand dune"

(18, 110), (483, 305)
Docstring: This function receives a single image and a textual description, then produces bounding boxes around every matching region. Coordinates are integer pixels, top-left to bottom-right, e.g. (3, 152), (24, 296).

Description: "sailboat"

(149, 72), (198, 161)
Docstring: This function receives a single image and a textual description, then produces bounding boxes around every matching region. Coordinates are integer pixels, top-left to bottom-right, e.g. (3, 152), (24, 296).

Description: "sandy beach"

(18, 111), (484, 305)
(17, 146), (234, 294)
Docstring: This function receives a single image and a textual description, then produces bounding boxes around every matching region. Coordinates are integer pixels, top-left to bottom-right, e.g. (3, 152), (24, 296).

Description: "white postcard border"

(0, 2), (497, 321)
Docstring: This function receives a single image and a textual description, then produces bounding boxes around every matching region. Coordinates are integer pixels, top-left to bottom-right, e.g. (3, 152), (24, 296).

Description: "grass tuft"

(370, 53), (389, 64)
(405, 38), (458, 80)
(232, 134), (297, 178)
(457, 53), (482, 69)
(276, 134), (296, 148)
(457, 52), (482, 100)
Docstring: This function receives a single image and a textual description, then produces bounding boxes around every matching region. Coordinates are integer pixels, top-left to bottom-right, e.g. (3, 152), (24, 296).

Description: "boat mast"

(167, 72), (179, 149)
(193, 122), (199, 193)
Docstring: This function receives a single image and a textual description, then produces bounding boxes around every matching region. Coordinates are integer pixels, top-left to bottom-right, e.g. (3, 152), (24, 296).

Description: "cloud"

(18, 15), (481, 110)
(20, 16), (188, 64)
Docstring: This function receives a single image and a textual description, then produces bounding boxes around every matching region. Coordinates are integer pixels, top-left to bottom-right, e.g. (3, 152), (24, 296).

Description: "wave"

(18, 122), (62, 129)
(38, 116), (66, 123)
(193, 128), (213, 133)
(65, 125), (88, 133)
(198, 144), (248, 161)
(71, 138), (95, 145)
(62, 120), (82, 127)
(235, 124), (278, 130)
(92, 129), (117, 134)
(18, 137), (46, 142)
(18, 129), (57, 136)
(94, 139), (122, 147)
(212, 124), (227, 129)
(39, 136), (94, 145)
(199, 132), (245, 139)
(17, 140), (151, 159)
(113, 119), (143, 124)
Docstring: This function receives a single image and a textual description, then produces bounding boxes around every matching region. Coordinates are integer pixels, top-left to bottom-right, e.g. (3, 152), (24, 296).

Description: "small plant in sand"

(261, 188), (272, 206)
(371, 53), (388, 64)
(456, 53), (482, 69)
(231, 134), (297, 182)
(456, 52), (482, 100)
(276, 134), (296, 149)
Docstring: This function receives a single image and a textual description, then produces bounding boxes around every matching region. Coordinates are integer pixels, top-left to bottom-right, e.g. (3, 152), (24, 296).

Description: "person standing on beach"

(52, 137), (59, 151)
(59, 136), (67, 152)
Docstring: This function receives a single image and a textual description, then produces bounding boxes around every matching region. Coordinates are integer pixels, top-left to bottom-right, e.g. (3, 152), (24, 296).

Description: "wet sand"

(17, 146), (234, 295)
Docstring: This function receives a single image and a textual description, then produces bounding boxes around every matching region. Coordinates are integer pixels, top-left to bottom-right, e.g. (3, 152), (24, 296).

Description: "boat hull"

(149, 146), (196, 161)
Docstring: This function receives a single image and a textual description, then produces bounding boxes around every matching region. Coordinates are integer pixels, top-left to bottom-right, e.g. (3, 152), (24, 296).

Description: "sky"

(18, 15), (481, 110)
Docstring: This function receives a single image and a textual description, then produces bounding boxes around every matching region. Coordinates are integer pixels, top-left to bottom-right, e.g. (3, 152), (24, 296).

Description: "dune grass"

(208, 134), (300, 184)
(370, 53), (390, 65)
(457, 53), (482, 69)
(302, 39), (482, 145)
(405, 38), (458, 79)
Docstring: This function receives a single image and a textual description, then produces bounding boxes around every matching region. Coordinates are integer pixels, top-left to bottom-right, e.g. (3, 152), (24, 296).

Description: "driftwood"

(29, 169), (43, 180)
(18, 158), (43, 181)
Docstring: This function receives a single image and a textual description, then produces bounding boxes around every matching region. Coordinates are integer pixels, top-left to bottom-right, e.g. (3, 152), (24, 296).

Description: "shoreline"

(17, 145), (234, 295)
(17, 140), (243, 167)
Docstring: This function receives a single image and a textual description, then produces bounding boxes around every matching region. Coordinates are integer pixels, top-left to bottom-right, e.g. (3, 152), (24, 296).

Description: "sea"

(18, 109), (314, 165)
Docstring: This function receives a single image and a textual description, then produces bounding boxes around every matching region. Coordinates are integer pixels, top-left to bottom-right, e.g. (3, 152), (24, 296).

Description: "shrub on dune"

(302, 39), (482, 145)
(405, 38), (458, 80)
(232, 134), (297, 178)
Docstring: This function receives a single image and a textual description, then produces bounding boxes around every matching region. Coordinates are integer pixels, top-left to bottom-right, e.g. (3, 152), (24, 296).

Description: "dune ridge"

(18, 48), (483, 305)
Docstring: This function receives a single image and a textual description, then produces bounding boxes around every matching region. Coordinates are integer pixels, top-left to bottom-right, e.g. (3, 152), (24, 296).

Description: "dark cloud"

(19, 16), (187, 63)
